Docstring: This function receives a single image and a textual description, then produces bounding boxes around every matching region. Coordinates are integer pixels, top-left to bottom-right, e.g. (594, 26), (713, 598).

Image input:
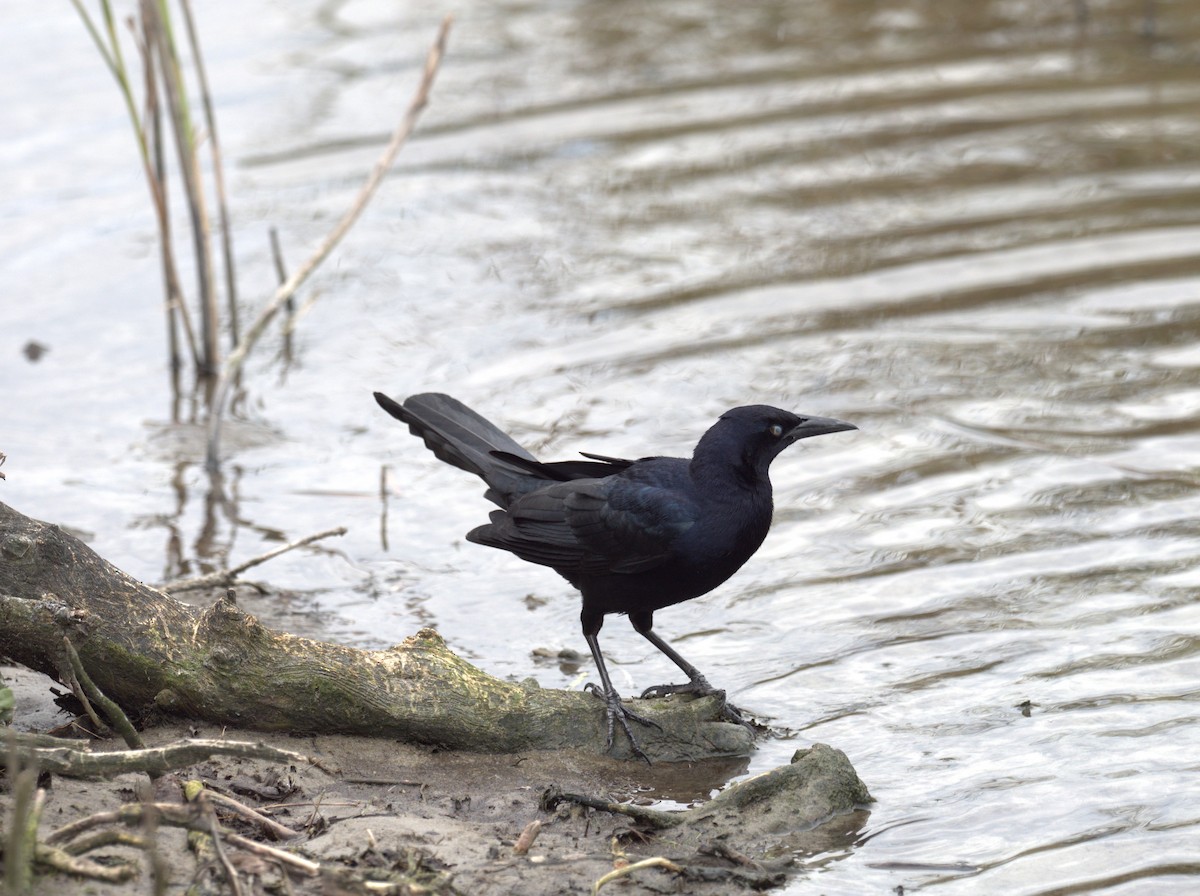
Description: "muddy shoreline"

(3, 664), (870, 895)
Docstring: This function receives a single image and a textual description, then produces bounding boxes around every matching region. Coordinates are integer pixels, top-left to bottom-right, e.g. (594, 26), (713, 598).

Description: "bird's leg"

(631, 615), (749, 727)
(582, 628), (661, 765)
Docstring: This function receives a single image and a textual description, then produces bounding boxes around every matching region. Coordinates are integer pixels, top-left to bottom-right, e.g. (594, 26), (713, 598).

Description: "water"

(4, 0), (1200, 892)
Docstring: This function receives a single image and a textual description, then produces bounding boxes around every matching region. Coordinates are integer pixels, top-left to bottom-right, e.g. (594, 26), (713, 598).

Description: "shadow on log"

(0, 500), (753, 762)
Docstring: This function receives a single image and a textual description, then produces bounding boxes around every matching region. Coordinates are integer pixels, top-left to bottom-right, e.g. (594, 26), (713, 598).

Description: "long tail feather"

(374, 392), (541, 507)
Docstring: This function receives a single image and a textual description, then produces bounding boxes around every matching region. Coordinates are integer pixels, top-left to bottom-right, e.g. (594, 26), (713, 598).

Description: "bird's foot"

(584, 682), (663, 765)
(639, 677), (718, 700)
(640, 679), (751, 728)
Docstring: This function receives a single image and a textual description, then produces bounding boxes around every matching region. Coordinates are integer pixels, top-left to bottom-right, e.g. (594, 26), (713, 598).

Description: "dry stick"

(62, 635), (145, 750)
(34, 841), (139, 883)
(46, 801), (315, 881)
(204, 14), (454, 471)
(60, 828), (148, 857)
(60, 651), (108, 736)
(542, 787), (680, 830)
(49, 803), (206, 847)
(204, 790), (303, 841)
(698, 839), (764, 870)
(592, 857), (684, 896)
(161, 525), (347, 593)
(2, 730), (89, 751)
(223, 833), (320, 877)
(37, 796), (313, 885)
(207, 804), (246, 896)
(25, 737), (330, 784)
(179, 0), (239, 350)
(145, 0), (219, 377)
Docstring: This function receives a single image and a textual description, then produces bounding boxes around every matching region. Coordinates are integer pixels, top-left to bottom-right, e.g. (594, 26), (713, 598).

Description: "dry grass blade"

(142, 0), (218, 376)
(179, 0), (240, 350)
(205, 14), (454, 470)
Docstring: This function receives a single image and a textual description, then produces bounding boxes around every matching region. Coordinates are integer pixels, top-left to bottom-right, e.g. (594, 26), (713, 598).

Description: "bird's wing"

(469, 475), (698, 575)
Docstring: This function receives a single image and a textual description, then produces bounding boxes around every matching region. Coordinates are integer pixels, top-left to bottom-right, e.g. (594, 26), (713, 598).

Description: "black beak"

(788, 415), (857, 442)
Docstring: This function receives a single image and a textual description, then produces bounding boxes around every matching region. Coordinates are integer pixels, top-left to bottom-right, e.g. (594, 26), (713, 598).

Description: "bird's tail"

(374, 392), (542, 508)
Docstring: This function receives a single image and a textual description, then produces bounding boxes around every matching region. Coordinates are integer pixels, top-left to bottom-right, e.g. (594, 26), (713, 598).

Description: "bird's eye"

(769, 423), (784, 438)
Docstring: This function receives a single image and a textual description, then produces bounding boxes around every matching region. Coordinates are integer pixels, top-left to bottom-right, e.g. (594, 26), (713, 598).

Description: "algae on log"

(0, 500), (751, 762)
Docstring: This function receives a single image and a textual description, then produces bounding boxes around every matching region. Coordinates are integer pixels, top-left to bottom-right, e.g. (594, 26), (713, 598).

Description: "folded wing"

(468, 473), (698, 576)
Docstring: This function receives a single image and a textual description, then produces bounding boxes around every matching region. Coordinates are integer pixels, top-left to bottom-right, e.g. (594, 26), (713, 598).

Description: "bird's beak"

(788, 415), (857, 442)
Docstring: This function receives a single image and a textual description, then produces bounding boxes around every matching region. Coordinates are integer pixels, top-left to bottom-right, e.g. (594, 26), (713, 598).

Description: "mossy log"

(0, 500), (751, 762)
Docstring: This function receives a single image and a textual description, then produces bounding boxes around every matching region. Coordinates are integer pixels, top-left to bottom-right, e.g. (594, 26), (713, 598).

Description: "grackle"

(374, 391), (855, 761)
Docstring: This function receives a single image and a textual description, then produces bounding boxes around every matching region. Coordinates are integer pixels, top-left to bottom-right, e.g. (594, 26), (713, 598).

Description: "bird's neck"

(689, 444), (774, 502)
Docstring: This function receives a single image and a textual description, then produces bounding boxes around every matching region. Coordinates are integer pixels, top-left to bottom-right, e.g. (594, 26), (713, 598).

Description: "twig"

(698, 839), (764, 870)
(593, 857), (683, 895)
(2, 730), (90, 750)
(60, 648), (108, 735)
(540, 786), (682, 830)
(59, 828), (148, 856)
(10, 735), (330, 782)
(207, 802), (245, 896)
(32, 841), (139, 883)
(204, 789), (303, 841)
(62, 635), (145, 750)
(161, 525), (347, 593)
(205, 14), (454, 470)
(223, 832), (320, 877)
(47, 803), (205, 846)
(44, 800), (315, 882)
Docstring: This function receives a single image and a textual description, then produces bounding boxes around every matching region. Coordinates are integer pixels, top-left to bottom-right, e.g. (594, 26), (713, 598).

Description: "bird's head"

(694, 404), (857, 485)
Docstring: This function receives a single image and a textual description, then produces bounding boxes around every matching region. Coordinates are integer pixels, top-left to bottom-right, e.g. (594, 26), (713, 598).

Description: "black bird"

(374, 391), (855, 760)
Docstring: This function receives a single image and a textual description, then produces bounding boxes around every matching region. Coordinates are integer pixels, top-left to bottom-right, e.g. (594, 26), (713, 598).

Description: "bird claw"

(639, 679), (716, 700)
(584, 682), (662, 765)
(640, 680), (752, 729)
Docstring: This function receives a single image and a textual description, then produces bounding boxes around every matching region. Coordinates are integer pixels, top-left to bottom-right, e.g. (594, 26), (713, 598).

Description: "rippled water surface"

(5, 1), (1200, 892)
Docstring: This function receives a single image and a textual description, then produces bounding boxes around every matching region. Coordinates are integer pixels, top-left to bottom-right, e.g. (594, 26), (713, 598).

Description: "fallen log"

(0, 500), (750, 762)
